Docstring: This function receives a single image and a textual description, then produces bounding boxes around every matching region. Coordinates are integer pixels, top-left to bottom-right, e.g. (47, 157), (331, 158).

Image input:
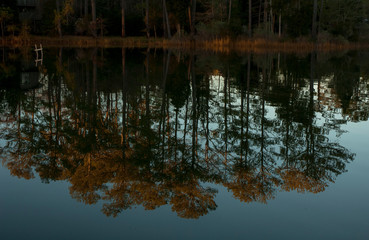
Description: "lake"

(0, 48), (368, 239)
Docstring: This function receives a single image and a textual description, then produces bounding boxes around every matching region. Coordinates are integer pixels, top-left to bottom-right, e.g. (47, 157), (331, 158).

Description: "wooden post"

(34, 44), (43, 66)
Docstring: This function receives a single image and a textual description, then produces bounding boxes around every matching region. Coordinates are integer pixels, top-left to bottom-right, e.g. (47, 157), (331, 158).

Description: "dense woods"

(1, 0), (369, 42)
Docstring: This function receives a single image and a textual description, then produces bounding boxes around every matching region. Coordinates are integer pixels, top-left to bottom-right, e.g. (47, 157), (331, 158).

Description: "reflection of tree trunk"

(145, 49), (150, 119)
(122, 92), (127, 159)
(241, 71), (244, 163)
(47, 73), (53, 144)
(161, 98), (166, 159)
(308, 52), (316, 159)
(32, 89), (35, 131)
(246, 54), (251, 164)
(17, 100), (21, 148)
(183, 98), (189, 161)
(115, 93), (118, 128)
(92, 50), (97, 102)
(241, 54), (251, 165)
(84, 61), (90, 138)
(224, 66), (229, 163)
(159, 51), (170, 159)
(166, 95), (171, 156)
(191, 55), (197, 165)
(285, 103), (290, 165)
(121, 48), (127, 159)
(175, 108), (178, 161)
(91, 48), (98, 150)
(56, 48), (63, 142)
(261, 66), (266, 173)
(144, 50), (151, 159)
(205, 73), (210, 161)
(87, 153), (91, 174)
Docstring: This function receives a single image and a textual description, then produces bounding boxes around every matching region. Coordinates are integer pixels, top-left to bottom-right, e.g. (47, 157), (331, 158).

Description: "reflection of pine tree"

(274, 52), (355, 192)
(0, 48), (359, 219)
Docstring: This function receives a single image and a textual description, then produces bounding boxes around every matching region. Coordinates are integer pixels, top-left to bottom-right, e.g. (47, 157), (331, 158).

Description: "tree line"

(1, 0), (369, 41)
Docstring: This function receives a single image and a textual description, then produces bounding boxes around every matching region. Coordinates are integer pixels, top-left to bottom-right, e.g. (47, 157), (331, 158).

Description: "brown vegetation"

(1, 35), (368, 53)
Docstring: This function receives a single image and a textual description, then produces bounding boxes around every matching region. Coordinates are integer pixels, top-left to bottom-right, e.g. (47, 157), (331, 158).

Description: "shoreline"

(1, 35), (367, 52)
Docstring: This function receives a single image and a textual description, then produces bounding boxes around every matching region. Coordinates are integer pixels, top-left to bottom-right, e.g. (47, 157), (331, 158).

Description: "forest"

(1, 0), (369, 43)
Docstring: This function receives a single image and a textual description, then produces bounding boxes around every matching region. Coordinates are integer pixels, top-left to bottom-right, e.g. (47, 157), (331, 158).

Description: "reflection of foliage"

(0, 48), (364, 219)
(166, 61), (190, 109)
(278, 168), (327, 193)
(0, 63), (16, 81)
(225, 168), (276, 204)
(170, 182), (217, 219)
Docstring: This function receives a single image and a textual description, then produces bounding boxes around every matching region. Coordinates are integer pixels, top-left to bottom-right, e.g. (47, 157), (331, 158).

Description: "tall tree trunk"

(211, 0), (214, 18)
(248, 0), (252, 37)
(228, 0), (232, 24)
(84, 0), (88, 17)
(312, 0), (318, 40)
(270, 0), (273, 33)
(91, 0), (97, 37)
(163, 0), (171, 38)
(56, 0), (62, 38)
(258, 0), (262, 26)
(318, 0), (324, 34)
(264, 0), (268, 30)
(79, 0), (82, 16)
(1, 21), (4, 38)
(121, 0), (126, 37)
(278, 13), (281, 37)
(146, 0), (150, 38)
(190, 0), (196, 35)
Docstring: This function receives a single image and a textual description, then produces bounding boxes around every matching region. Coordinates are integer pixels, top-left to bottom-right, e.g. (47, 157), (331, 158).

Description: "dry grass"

(1, 35), (368, 53)
(175, 37), (367, 53)
(0, 35), (151, 48)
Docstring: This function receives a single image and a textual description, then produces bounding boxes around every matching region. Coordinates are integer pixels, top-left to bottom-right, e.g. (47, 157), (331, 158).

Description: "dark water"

(0, 48), (368, 239)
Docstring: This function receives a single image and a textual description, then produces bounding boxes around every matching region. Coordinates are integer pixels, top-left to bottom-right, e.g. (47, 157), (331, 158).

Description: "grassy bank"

(0, 35), (367, 52)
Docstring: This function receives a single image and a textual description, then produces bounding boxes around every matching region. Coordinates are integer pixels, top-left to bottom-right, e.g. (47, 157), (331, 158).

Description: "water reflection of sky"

(0, 49), (369, 239)
(1, 118), (368, 240)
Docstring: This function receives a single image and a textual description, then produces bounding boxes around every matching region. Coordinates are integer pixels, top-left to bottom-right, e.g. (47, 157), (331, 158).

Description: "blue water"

(1, 48), (369, 239)
(1, 120), (368, 239)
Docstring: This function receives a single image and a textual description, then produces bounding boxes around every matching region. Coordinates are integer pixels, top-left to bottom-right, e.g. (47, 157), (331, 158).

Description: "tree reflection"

(0, 48), (363, 219)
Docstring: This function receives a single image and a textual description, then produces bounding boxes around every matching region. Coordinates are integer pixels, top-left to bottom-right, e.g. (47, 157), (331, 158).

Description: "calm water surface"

(0, 48), (368, 239)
